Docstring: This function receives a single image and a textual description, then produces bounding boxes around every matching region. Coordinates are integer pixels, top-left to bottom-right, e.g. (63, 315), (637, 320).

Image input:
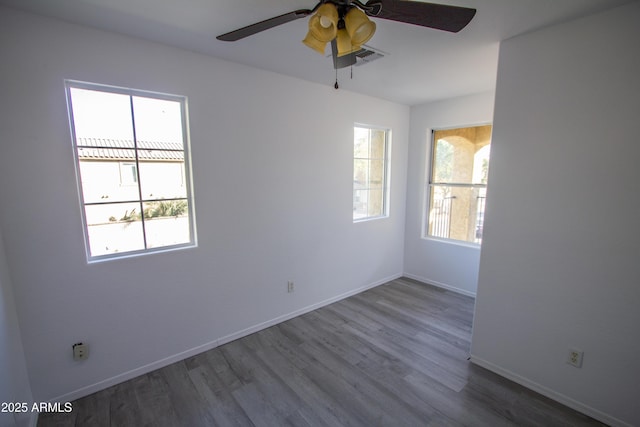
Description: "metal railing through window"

(431, 196), (455, 239)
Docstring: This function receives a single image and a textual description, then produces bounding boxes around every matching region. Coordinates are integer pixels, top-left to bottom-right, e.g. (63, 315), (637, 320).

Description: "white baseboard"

(470, 355), (632, 427)
(50, 336), (222, 404)
(48, 273), (402, 404)
(216, 273), (402, 347)
(402, 272), (476, 297)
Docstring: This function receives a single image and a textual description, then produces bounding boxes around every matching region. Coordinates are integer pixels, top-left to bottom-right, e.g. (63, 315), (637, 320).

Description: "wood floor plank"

(71, 389), (108, 427)
(37, 278), (606, 427)
(230, 381), (285, 427)
(295, 329), (436, 425)
(186, 365), (254, 427)
(222, 339), (303, 419)
(108, 381), (145, 427)
(157, 361), (217, 426)
(36, 411), (77, 427)
(131, 372), (181, 427)
(404, 369), (518, 426)
(254, 353), (346, 426)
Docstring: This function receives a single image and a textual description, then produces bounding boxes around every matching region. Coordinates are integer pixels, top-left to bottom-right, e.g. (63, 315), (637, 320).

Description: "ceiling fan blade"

(365, 0), (476, 33)
(217, 9), (313, 41)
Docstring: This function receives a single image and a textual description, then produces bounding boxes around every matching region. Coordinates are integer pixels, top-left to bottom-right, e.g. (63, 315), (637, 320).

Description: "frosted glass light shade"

(303, 31), (327, 54)
(344, 7), (376, 46)
(336, 28), (360, 57)
(309, 4), (338, 42)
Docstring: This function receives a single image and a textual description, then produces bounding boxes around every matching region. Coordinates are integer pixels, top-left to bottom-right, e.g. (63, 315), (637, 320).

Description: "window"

(425, 124), (491, 244)
(353, 125), (390, 221)
(65, 81), (196, 261)
(119, 162), (138, 186)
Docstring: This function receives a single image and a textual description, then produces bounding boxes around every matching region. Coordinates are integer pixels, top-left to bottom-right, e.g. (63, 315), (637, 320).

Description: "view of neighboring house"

(76, 137), (190, 256)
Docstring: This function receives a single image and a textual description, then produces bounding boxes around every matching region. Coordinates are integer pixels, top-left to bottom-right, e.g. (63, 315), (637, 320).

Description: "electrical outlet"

(73, 342), (89, 361)
(567, 348), (583, 368)
(287, 281), (294, 293)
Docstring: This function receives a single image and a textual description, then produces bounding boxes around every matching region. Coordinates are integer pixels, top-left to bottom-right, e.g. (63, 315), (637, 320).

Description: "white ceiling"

(1, 0), (633, 105)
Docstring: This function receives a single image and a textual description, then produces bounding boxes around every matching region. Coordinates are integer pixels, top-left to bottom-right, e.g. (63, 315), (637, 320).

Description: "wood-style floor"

(39, 278), (604, 426)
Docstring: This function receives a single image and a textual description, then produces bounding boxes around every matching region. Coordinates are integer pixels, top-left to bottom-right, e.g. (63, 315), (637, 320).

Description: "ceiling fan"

(217, 0), (476, 70)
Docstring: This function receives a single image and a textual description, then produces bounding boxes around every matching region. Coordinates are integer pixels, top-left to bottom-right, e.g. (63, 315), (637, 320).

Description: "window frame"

(423, 123), (491, 246)
(65, 80), (197, 262)
(352, 124), (391, 222)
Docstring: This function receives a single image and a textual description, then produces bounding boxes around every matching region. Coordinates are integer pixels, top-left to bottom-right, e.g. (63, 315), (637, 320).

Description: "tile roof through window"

(76, 138), (184, 161)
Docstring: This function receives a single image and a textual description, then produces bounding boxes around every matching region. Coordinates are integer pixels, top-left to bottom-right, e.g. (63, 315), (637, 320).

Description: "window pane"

(77, 156), (141, 204)
(353, 189), (382, 220)
(354, 128), (370, 158)
(353, 189), (367, 219)
(428, 185), (453, 239)
(353, 186), (385, 220)
(143, 200), (191, 248)
(353, 159), (369, 187)
(132, 96), (187, 201)
(69, 88), (134, 142)
(132, 96), (184, 143)
(432, 139), (454, 183)
(473, 145), (491, 185)
(369, 158), (385, 189)
(138, 161), (187, 200)
(84, 203), (145, 256)
(432, 125), (492, 185)
(367, 188), (384, 217)
(428, 185), (486, 243)
(369, 130), (385, 160)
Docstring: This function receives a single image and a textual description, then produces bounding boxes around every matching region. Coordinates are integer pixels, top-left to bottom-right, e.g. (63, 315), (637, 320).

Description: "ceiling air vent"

(353, 46), (385, 66)
(328, 44), (387, 69)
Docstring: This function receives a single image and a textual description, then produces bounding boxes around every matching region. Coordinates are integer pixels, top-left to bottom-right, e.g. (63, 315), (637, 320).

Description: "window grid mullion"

(129, 95), (148, 250)
(430, 182), (487, 188)
(84, 196), (189, 208)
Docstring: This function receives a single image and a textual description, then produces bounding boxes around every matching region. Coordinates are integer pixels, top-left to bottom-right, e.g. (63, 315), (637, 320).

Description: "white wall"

(404, 92), (495, 296)
(0, 7), (409, 402)
(0, 230), (34, 427)
(471, 2), (640, 426)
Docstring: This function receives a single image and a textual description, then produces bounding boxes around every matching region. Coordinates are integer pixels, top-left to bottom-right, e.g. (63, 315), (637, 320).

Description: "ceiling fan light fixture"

(336, 28), (358, 57)
(316, 3), (339, 26)
(309, 3), (338, 42)
(302, 31), (327, 54)
(344, 7), (376, 46)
